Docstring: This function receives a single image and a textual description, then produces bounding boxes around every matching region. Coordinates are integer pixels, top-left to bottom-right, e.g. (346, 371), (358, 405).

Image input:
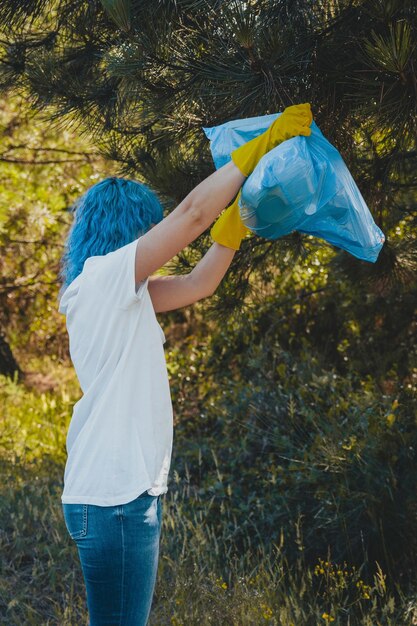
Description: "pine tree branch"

(1, 144), (100, 157)
(0, 156), (91, 164)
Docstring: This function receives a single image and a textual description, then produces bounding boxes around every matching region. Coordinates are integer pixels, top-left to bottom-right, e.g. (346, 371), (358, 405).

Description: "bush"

(170, 329), (417, 588)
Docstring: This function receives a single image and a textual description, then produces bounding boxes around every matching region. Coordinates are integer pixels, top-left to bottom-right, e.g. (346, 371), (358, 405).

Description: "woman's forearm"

(181, 161), (246, 296)
(134, 160), (246, 284)
(189, 242), (236, 297)
(185, 160), (246, 231)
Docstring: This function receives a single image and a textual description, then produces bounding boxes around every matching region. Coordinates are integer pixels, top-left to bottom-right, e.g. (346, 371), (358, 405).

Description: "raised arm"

(134, 160), (245, 284)
(136, 103), (313, 287)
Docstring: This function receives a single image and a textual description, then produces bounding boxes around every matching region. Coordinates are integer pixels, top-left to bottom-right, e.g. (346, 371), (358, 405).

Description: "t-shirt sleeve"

(84, 237), (149, 310)
(58, 275), (83, 315)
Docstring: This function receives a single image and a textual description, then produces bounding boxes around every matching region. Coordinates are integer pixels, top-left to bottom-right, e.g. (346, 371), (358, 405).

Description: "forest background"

(0, 0), (416, 624)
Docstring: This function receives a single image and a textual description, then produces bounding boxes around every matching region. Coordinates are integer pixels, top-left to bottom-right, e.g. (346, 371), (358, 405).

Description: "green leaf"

(100, 0), (131, 32)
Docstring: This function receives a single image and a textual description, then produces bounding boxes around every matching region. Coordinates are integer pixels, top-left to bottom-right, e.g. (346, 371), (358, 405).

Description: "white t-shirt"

(58, 237), (173, 506)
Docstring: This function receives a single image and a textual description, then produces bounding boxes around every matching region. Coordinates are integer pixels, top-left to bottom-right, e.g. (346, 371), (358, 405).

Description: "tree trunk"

(0, 329), (22, 381)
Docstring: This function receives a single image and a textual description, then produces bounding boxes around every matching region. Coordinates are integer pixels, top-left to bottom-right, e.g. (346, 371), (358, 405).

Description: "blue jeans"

(62, 491), (162, 626)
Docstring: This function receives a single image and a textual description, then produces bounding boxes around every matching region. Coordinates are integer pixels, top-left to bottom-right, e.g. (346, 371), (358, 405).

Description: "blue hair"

(58, 177), (163, 297)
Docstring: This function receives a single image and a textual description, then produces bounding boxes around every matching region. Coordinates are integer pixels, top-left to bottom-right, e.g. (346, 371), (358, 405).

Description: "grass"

(1, 366), (416, 625)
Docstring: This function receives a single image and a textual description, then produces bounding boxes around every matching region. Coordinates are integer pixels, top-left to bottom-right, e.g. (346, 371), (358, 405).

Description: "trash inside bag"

(203, 114), (385, 262)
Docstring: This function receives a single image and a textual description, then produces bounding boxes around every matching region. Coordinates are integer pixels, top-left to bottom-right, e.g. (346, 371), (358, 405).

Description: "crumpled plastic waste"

(203, 113), (385, 262)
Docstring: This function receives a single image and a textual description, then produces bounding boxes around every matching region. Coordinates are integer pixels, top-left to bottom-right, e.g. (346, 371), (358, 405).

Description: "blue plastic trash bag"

(203, 114), (385, 262)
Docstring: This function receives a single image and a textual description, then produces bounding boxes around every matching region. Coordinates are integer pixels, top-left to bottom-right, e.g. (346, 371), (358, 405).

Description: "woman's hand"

(210, 103), (313, 250)
(133, 105), (313, 285)
(210, 191), (250, 250)
(231, 103), (313, 177)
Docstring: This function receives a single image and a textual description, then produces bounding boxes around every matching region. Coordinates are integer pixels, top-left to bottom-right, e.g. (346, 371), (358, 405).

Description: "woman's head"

(59, 177), (163, 294)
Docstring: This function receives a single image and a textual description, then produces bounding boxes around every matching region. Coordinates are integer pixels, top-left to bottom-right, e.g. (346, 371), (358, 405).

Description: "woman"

(58, 103), (312, 626)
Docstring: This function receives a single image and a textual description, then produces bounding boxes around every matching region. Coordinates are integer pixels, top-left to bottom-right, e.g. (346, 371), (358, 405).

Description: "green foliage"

(100, 0), (131, 32)
(0, 368), (415, 625)
(0, 367), (73, 469)
(0, 0), (415, 304)
(0, 2), (416, 623)
(168, 322), (417, 575)
(0, 96), (114, 369)
(0, 2), (416, 383)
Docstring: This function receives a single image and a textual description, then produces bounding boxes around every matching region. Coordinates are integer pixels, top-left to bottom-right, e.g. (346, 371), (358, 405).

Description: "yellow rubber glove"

(210, 191), (250, 250)
(231, 103), (313, 177)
